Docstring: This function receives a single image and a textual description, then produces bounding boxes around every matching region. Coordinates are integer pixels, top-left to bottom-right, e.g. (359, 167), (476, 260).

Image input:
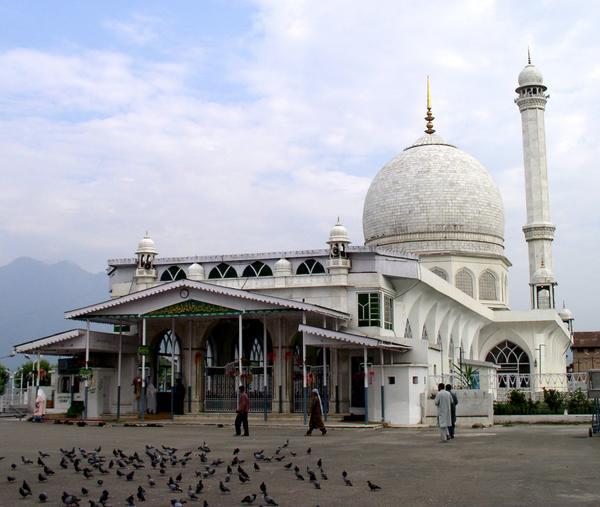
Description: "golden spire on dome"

(528, 47), (531, 64)
(425, 76), (435, 134)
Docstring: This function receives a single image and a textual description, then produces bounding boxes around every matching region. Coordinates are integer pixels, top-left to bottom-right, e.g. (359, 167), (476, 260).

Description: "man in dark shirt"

(235, 385), (250, 437)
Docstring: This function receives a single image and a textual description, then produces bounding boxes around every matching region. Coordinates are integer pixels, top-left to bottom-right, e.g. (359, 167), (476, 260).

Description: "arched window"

(421, 325), (428, 341)
(538, 288), (550, 309)
(455, 269), (474, 297)
(208, 263), (238, 279)
(479, 270), (497, 300)
(160, 265), (187, 281)
(156, 330), (181, 392)
(250, 337), (264, 364)
(486, 340), (530, 374)
(404, 320), (413, 339)
(431, 267), (448, 281)
(242, 261), (273, 277)
(296, 259), (326, 275)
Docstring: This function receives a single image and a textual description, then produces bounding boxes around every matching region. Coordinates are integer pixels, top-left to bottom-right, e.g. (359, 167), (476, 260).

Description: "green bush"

(567, 389), (593, 414)
(66, 401), (84, 418)
(543, 388), (564, 414)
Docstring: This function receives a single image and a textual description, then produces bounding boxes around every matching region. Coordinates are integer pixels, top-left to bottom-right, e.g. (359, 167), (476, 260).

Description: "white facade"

(13, 58), (574, 425)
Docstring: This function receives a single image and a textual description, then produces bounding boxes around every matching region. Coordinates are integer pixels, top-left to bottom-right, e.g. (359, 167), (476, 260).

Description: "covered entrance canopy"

(60, 279), (350, 420)
(298, 325), (411, 423)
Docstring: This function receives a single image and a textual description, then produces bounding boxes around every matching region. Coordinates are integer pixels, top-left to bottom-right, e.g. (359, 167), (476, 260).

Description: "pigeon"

(187, 487), (198, 500)
(233, 448), (240, 455)
(219, 481), (230, 493)
(125, 494), (135, 506)
(38, 472), (47, 482)
(260, 482), (267, 495)
(306, 448), (311, 455)
(83, 468), (93, 479)
(10, 463), (17, 470)
(320, 470), (328, 480)
(367, 480), (381, 491)
(241, 493), (257, 504)
(307, 469), (317, 482)
(295, 472), (305, 481)
(7, 476), (15, 483)
(126, 470), (135, 481)
(81, 487), (89, 496)
(239, 473), (250, 484)
(37, 457), (46, 467)
(43, 465), (55, 476)
(22, 480), (32, 493)
(97, 479), (104, 486)
(344, 477), (353, 487)
(253, 462), (260, 471)
(263, 493), (278, 506)
(290, 452), (296, 457)
(313, 480), (321, 489)
(195, 480), (204, 494)
(168, 482), (183, 493)
(317, 458), (322, 468)
(147, 476), (156, 487)
(175, 472), (183, 482)
(99, 489), (109, 503)
(18, 487), (31, 498)
(283, 463), (292, 470)
(39, 492), (49, 502)
(137, 489), (146, 501)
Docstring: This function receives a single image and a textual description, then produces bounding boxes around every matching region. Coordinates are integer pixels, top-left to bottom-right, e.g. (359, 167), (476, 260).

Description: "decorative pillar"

(84, 321), (90, 420)
(141, 318), (146, 420)
(302, 312), (307, 425)
(363, 346), (368, 424)
(263, 318), (268, 421)
(117, 322), (123, 421)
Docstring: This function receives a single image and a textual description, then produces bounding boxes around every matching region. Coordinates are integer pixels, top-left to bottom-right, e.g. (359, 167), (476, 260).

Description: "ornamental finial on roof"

(528, 47), (531, 65)
(425, 76), (435, 134)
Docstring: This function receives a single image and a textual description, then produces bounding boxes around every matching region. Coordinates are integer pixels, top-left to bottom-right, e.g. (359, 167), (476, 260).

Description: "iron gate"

(292, 365), (330, 413)
(205, 366), (273, 412)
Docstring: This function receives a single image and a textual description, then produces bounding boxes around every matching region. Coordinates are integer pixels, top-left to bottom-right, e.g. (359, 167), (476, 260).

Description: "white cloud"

(0, 0), (599, 329)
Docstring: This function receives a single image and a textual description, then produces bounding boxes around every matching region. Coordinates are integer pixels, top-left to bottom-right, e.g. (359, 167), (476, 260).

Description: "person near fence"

(306, 388), (327, 436)
(445, 384), (458, 438)
(32, 388), (46, 423)
(434, 383), (452, 442)
(234, 385), (250, 436)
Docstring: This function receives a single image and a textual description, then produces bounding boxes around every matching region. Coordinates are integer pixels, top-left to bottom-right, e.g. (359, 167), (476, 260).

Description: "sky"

(0, 0), (597, 329)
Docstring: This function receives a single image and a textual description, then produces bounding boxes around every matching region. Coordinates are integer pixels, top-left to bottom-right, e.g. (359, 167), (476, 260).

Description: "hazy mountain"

(0, 257), (108, 368)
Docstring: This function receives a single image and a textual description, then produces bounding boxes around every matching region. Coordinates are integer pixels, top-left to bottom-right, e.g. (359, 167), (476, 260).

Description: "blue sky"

(0, 0), (598, 329)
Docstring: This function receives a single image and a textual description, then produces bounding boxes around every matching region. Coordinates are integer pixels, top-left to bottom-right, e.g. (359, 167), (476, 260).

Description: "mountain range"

(0, 257), (107, 369)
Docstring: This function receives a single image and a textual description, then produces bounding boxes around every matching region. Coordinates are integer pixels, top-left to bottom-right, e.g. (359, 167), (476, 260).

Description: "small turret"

(326, 219), (351, 274)
(134, 232), (158, 290)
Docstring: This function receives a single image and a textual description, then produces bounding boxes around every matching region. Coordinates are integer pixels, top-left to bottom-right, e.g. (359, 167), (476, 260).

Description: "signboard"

(137, 345), (152, 357)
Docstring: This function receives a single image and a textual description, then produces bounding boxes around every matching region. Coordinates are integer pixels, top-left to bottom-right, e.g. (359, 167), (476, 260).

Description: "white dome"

(558, 306), (574, 321)
(274, 258), (292, 277)
(363, 133), (505, 256)
(532, 266), (555, 284)
(136, 234), (157, 255)
(327, 222), (350, 244)
(188, 263), (204, 280)
(517, 64), (545, 89)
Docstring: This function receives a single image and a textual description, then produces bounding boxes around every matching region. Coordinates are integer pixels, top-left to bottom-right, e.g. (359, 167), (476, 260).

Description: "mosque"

(14, 57), (574, 425)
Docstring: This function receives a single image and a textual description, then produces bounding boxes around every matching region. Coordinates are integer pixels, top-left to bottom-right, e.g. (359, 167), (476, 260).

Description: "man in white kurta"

(434, 383), (452, 442)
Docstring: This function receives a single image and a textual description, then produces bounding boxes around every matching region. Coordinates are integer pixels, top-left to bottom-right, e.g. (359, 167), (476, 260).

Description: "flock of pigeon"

(1, 438), (381, 506)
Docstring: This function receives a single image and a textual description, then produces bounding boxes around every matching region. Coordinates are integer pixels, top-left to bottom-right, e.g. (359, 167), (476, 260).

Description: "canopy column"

(302, 313), (307, 425)
(278, 318), (283, 413)
(263, 317), (268, 421)
(140, 318), (147, 420)
(117, 322), (123, 421)
(83, 320), (90, 420)
(363, 346), (368, 424)
(188, 319), (192, 414)
(170, 318), (175, 419)
(379, 348), (385, 422)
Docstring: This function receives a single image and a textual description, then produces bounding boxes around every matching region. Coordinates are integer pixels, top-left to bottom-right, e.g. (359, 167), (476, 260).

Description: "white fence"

(429, 373), (588, 401)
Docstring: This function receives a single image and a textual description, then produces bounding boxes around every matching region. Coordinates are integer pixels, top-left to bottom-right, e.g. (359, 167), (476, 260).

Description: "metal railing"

(0, 391), (29, 417)
(204, 366), (272, 413)
(428, 372), (588, 401)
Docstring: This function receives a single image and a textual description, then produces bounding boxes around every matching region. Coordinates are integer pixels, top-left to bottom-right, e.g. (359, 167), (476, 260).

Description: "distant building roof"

(573, 332), (600, 349)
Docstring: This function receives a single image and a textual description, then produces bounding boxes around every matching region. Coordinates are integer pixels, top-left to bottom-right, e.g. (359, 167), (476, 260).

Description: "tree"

(14, 360), (53, 387)
(0, 364), (8, 395)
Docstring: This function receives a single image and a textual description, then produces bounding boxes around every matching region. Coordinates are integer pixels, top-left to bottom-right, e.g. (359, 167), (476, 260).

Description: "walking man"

(446, 384), (458, 439)
(305, 389), (327, 436)
(235, 385), (250, 437)
(434, 382), (452, 442)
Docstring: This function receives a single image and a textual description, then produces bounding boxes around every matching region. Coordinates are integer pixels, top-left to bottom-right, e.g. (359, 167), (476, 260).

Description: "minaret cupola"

(134, 232), (158, 290)
(326, 219), (351, 274)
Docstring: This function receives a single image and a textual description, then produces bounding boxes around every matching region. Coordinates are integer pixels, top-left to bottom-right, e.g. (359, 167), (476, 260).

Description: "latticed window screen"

(485, 340), (530, 374)
(250, 337), (264, 364)
(479, 271), (497, 300)
(455, 269), (474, 297)
(160, 265), (187, 281)
(357, 292), (381, 327)
(208, 262), (238, 279)
(296, 258), (326, 275)
(404, 320), (413, 339)
(383, 295), (394, 330)
(431, 267), (448, 281)
(242, 261), (273, 277)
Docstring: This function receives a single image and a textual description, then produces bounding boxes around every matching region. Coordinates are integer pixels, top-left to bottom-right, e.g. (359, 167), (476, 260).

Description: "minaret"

(514, 52), (557, 309)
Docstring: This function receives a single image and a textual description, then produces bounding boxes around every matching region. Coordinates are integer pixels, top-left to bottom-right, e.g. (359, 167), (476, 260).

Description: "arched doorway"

(486, 340), (531, 388)
(203, 319), (273, 412)
(154, 329), (184, 414)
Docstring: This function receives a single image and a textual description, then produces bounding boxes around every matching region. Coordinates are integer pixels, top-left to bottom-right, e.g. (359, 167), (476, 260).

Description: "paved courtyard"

(0, 420), (598, 506)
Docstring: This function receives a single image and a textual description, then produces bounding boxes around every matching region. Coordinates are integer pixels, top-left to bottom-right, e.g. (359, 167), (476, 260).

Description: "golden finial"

(528, 47), (531, 65)
(425, 76), (435, 134)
